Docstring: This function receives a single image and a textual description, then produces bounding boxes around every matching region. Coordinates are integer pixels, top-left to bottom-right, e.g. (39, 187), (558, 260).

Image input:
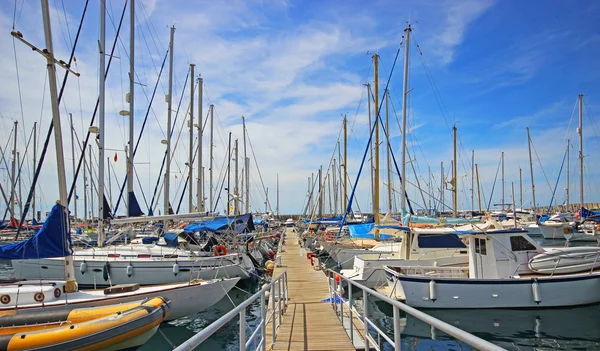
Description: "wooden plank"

(266, 228), (356, 351)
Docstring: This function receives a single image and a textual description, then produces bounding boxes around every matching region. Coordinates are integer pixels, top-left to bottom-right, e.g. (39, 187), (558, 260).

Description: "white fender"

(532, 280), (541, 303)
(173, 262), (180, 276)
(126, 263), (133, 277)
(429, 280), (437, 301)
(80, 261), (87, 275)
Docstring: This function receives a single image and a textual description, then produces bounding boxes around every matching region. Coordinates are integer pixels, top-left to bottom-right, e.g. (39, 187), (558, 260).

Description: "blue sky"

(0, 0), (599, 218)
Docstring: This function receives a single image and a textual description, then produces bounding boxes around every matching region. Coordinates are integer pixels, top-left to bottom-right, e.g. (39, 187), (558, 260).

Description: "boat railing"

(325, 269), (505, 351)
(174, 271), (289, 351)
(391, 265), (469, 279)
(519, 250), (600, 277)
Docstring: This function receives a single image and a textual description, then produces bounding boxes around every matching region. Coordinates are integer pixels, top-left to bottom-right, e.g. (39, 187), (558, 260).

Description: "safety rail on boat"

(173, 271), (289, 351)
(510, 250), (600, 278)
(390, 265), (469, 279)
(325, 268), (505, 351)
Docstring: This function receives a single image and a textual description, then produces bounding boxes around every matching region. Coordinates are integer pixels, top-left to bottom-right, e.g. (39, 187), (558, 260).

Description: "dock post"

(348, 283), (354, 343)
(239, 307), (246, 351)
(260, 290), (267, 351)
(393, 306), (401, 350)
(363, 288), (369, 350)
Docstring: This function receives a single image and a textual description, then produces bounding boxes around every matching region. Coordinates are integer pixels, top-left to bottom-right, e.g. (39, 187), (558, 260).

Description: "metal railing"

(326, 268), (505, 351)
(173, 271), (289, 351)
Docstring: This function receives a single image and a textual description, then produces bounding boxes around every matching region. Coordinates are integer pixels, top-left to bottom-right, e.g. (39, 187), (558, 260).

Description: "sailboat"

(0, 0), (239, 323)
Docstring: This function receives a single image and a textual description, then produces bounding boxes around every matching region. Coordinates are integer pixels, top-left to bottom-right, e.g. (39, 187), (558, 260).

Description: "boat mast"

(234, 138), (239, 215)
(318, 166), (323, 219)
(333, 157), (338, 215)
(343, 115), (347, 213)
(386, 89), (392, 213)
(578, 94), (584, 212)
(501, 151), (505, 211)
(526, 127), (536, 214)
(17, 152), (22, 218)
(164, 25), (175, 217)
(88, 145), (94, 221)
(188, 64), (195, 212)
(452, 125), (457, 217)
(364, 83), (374, 213)
(32, 122), (37, 220)
(566, 139), (570, 211)
(10, 121), (17, 220)
(69, 114), (77, 223)
(41, 0), (77, 292)
(399, 23), (411, 258)
(197, 77), (203, 211)
(242, 116), (249, 213)
(519, 167), (523, 209)
(97, 0), (106, 247)
(127, 0), (135, 215)
(440, 161), (444, 213)
(227, 132), (231, 216)
(209, 104), (214, 212)
(471, 150), (474, 214)
(373, 53), (380, 237)
(83, 147), (88, 229)
(276, 173), (279, 217)
(476, 163), (482, 212)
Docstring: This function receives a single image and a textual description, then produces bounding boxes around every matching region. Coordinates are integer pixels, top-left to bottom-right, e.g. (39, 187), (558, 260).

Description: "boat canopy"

(348, 223), (391, 239)
(0, 203), (72, 260)
(183, 213), (255, 234)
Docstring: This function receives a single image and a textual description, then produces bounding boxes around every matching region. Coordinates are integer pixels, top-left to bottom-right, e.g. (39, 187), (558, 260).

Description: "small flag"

(114, 153), (118, 162)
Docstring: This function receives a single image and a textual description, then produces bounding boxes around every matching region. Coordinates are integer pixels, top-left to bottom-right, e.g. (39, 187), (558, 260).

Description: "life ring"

(0, 295), (10, 304)
(214, 245), (227, 256)
(54, 288), (61, 298)
(34, 292), (45, 302)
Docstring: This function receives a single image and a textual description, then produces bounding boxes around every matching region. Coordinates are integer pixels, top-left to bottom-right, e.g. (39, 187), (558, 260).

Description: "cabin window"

(475, 238), (486, 255)
(510, 236), (536, 251)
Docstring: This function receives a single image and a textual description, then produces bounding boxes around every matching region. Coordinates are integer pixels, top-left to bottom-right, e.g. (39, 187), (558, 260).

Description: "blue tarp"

(162, 233), (179, 247)
(417, 234), (467, 249)
(347, 223), (392, 239)
(184, 213), (255, 234)
(580, 207), (600, 219)
(0, 204), (72, 260)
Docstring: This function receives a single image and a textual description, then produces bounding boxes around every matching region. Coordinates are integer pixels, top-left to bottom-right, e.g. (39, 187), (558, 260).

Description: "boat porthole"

(20, 335), (25, 339)
(34, 292), (45, 302)
(70, 325), (75, 329)
(0, 295), (10, 304)
(54, 288), (61, 298)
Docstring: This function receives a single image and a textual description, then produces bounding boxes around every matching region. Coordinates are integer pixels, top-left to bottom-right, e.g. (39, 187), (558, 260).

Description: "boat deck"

(268, 228), (356, 351)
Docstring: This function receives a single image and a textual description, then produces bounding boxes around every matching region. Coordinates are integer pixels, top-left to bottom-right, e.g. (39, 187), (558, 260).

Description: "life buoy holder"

(54, 288), (61, 298)
(0, 295), (10, 304)
(214, 245), (227, 256)
(34, 292), (45, 302)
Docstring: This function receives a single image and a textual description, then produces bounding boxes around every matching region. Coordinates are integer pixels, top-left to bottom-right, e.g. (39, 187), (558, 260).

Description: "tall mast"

(400, 25), (411, 216)
(188, 64), (195, 212)
(318, 166), (323, 219)
(242, 116), (249, 213)
(227, 132), (231, 216)
(234, 139), (239, 215)
(127, 0), (134, 215)
(527, 127), (536, 213)
(32, 122), (37, 220)
(10, 121), (17, 220)
(41, 0), (76, 291)
(365, 83), (374, 212)
(97, 0), (106, 247)
(333, 158), (338, 215)
(88, 145), (94, 221)
(164, 25), (175, 217)
(566, 139), (570, 211)
(440, 161), (444, 214)
(69, 115), (76, 222)
(501, 151), (505, 210)
(276, 173), (279, 217)
(373, 53), (380, 234)
(386, 89), (392, 213)
(209, 104), (214, 212)
(452, 125), (457, 217)
(17, 152), (22, 218)
(471, 150), (474, 214)
(519, 167), (523, 209)
(107, 156), (112, 208)
(578, 94), (584, 211)
(196, 77), (203, 211)
(83, 147), (88, 228)
(343, 115), (347, 213)
(476, 164), (482, 212)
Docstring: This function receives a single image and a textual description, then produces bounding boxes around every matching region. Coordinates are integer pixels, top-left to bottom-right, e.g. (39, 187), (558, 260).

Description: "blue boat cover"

(348, 223), (391, 239)
(417, 234), (467, 248)
(0, 203), (72, 260)
(127, 191), (145, 217)
(161, 233), (179, 247)
(580, 207), (600, 219)
(103, 195), (113, 219)
(183, 213), (255, 234)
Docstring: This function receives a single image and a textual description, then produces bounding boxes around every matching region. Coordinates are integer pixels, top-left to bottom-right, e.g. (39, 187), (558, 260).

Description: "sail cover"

(127, 191), (145, 217)
(0, 203), (72, 260)
(183, 213), (255, 234)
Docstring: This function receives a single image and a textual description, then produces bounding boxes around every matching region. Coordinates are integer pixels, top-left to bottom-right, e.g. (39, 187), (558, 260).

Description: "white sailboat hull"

(383, 267), (600, 309)
(0, 278), (240, 321)
(12, 254), (252, 287)
(539, 222), (571, 239)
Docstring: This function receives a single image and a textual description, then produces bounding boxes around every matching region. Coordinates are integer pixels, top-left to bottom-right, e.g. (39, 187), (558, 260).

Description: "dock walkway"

(268, 228), (355, 351)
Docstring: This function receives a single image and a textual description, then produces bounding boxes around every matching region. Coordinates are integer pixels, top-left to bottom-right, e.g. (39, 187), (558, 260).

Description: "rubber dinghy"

(0, 297), (170, 351)
(528, 247), (600, 274)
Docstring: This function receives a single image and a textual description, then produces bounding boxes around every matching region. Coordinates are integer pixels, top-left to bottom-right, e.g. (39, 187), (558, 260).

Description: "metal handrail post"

(363, 288), (369, 350)
(348, 282), (354, 343)
(393, 306), (401, 350)
(278, 278), (283, 326)
(260, 290), (267, 351)
(272, 287), (276, 347)
(285, 271), (289, 304)
(239, 307), (246, 351)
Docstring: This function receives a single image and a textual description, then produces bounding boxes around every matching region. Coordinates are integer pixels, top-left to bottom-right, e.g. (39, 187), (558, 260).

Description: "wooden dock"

(268, 228), (356, 351)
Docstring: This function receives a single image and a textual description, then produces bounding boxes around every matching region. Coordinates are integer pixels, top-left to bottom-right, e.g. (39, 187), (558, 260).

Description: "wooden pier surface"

(268, 228), (355, 351)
